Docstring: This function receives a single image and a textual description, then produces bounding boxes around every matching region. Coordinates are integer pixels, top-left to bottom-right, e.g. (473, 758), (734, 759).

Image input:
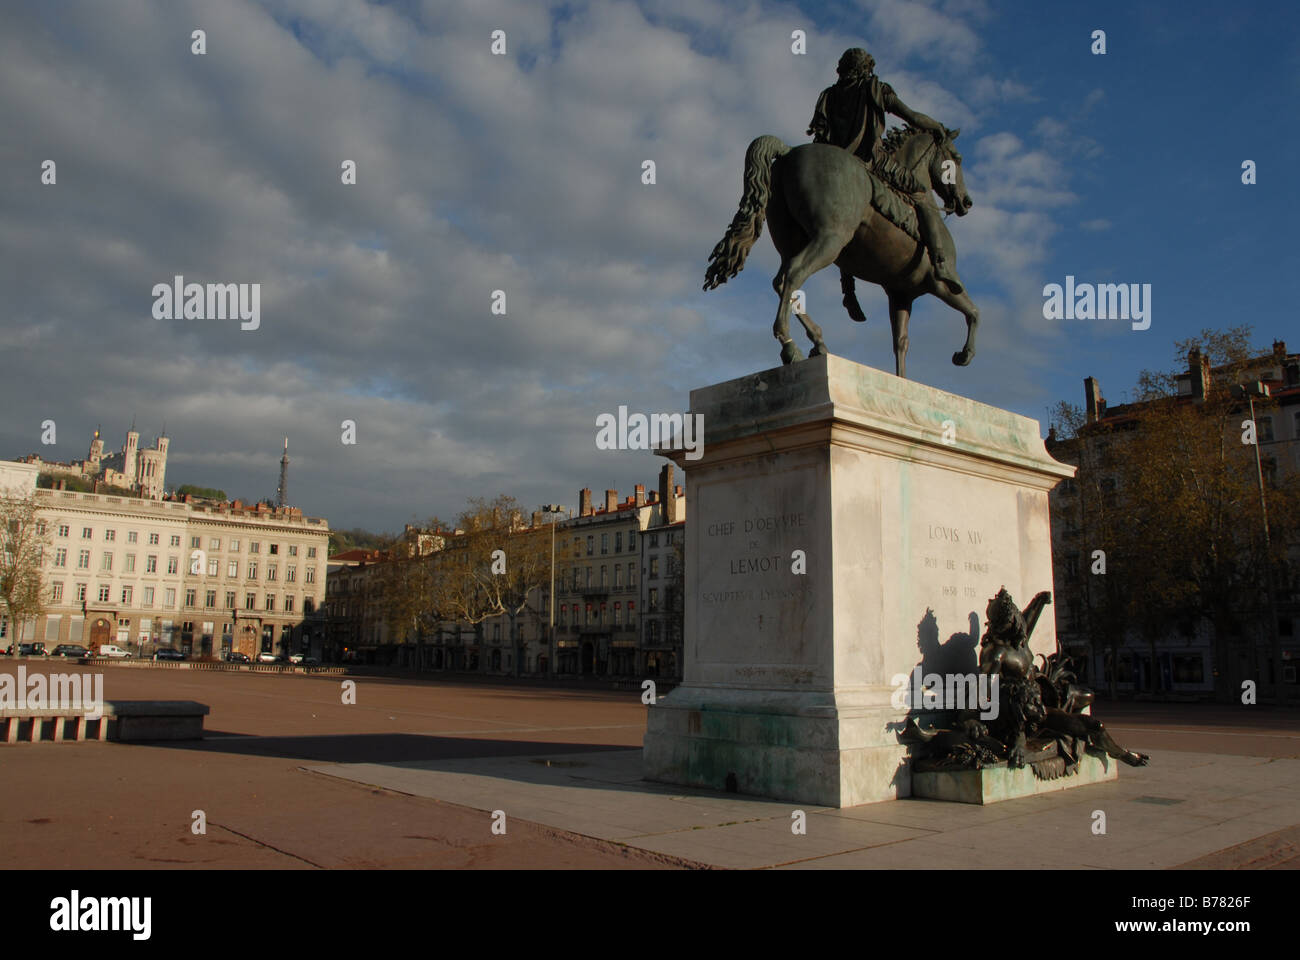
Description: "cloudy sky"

(2, 0), (1295, 532)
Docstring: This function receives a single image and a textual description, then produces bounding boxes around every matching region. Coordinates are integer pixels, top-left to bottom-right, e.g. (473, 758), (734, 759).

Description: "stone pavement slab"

(305, 746), (1300, 869)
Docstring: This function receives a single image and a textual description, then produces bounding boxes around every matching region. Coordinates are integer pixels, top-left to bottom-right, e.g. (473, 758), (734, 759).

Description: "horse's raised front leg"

(929, 275), (978, 366)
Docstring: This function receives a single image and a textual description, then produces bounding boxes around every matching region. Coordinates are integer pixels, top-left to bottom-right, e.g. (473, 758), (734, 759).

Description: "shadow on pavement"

(162, 731), (635, 765)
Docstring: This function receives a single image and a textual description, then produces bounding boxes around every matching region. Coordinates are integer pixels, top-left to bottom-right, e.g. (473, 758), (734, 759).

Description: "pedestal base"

(643, 354), (1076, 808)
(910, 751), (1119, 804)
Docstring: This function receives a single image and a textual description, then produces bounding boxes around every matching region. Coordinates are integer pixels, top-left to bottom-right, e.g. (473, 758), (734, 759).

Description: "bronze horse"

(703, 127), (976, 378)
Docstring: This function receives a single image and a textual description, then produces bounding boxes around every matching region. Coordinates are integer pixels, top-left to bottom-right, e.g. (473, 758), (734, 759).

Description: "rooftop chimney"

(660, 464), (679, 524)
(605, 489), (618, 513)
(1084, 376), (1103, 423)
(1274, 339), (1287, 361)
(635, 484), (646, 507)
(1188, 348), (1210, 401)
(579, 488), (593, 517)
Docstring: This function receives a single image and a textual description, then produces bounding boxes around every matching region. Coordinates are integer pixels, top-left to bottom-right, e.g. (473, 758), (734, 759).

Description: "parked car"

(53, 644), (90, 658)
(257, 652), (282, 664)
(10, 642), (47, 656)
(95, 644), (132, 658)
(301, 656), (321, 666)
(226, 651), (251, 663)
(153, 648), (185, 661)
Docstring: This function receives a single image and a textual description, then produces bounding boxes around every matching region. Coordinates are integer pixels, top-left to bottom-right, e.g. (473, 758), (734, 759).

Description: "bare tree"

(0, 493), (50, 653)
(435, 496), (550, 677)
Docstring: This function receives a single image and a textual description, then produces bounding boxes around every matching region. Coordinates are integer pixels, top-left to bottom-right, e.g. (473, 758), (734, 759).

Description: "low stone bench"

(0, 700), (210, 744)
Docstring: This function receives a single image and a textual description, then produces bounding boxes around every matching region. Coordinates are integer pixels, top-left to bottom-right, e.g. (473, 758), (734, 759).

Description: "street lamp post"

(1234, 381), (1284, 703)
(542, 504), (564, 677)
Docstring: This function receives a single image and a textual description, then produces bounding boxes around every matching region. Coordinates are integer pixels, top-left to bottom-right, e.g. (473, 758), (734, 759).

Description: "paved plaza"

(2, 662), (1298, 869)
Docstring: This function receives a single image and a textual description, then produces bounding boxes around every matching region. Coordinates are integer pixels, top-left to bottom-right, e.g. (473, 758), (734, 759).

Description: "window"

(146, 555), (157, 573)
(615, 532), (623, 553)
(185, 589), (196, 608)
(586, 566), (592, 587)
(267, 564), (277, 581)
(1258, 416), (1275, 443)
(614, 602), (622, 625)
(627, 562), (635, 585)
(35, 521), (47, 536)
(587, 536), (593, 556)
(164, 588), (176, 608)
(571, 569), (580, 589)
(305, 567), (315, 584)
(190, 536), (201, 549)
(209, 538), (221, 551)
(167, 556), (178, 574)
(125, 554), (135, 573)
(266, 595), (276, 612)
(148, 532), (159, 545)
(248, 562), (258, 580)
(230, 539), (240, 552)
(666, 531), (674, 545)
(57, 524), (69, 538)
(601, 566), (608, 587)
(76, 584), (87, 602)
(82, 527), (92, 539)
(614, 565), (622, 588)
(250, 541), (260, 554)
(650, 557), (659, 579)
(288, 545), (298, 556)
(207, 558), (218, 576)
(127, 531), (138, 544)
(601, 534), (609, 555)
(121, 586), (132, 604)
(101, 552), (113, 571)
(285, 595), (295, 613)
(105, 530), (116, 542)
(650, 588), (659, 611)
(245, 594), (256, 610)
(574, 538), (581, 557)
(52, 583), (63, 602)
(628, 529), (636, 551)
(306, 546), (316, 558)
(650, 533), (659, 548)
(205, 590), (216, 609)
(286, 565), (297, 583)
(225, 592), (235, 609)
(54, 548), (67, 568)
(143, 587), (154, 607)
(169, 535), (181, 547)
(77, 550), (90, 569)
(97, 584), (110, 602)
(304, 598), (314, 615)
(270, 544), (279, 555)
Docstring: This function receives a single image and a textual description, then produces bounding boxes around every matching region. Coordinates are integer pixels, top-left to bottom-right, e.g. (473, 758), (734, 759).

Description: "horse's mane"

(874, 124), (930, 195)
(880, 124), (921, 156)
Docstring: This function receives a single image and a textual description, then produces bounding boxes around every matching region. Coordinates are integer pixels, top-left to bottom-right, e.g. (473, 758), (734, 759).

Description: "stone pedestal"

(911, 752), (1118, 805)
(642, 354), (1075, 807)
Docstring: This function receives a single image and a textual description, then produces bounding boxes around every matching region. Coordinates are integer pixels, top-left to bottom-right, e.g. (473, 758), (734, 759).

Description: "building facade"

(9, 489), (329, 658)
(1047, 341), (1300, 697)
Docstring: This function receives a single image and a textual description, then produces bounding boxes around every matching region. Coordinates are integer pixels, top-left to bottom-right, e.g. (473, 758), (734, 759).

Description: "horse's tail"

(703, 135), (791, 290)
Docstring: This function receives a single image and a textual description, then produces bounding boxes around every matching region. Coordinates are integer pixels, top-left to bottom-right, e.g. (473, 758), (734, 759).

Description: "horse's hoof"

(781, 341), (804, 364)
(952, 348), (974, 366)
(809, 343), (825, 358)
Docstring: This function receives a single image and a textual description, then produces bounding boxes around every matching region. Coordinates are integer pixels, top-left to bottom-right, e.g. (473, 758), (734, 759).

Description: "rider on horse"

(809, 48), (963, 296)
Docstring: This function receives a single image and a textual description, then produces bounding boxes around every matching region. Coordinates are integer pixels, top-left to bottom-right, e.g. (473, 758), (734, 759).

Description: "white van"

(96, 644), (132, 658)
